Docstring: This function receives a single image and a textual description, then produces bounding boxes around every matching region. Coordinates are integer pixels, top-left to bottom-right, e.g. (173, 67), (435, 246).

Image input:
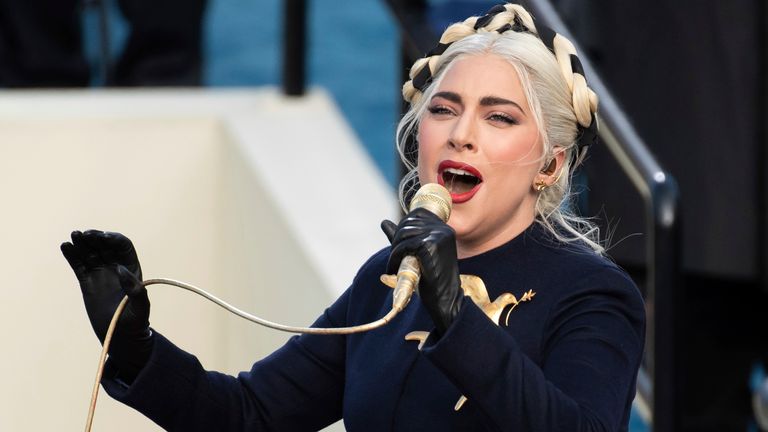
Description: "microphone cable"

(84, 183), (451, 432)
(85, 278), (412, 432)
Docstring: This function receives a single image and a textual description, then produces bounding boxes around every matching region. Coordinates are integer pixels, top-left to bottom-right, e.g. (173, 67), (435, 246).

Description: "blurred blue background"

(84, 0), (399, 186)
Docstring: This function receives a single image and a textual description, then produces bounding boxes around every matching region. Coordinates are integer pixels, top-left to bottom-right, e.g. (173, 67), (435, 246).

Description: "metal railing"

(382, 1), (681, 431)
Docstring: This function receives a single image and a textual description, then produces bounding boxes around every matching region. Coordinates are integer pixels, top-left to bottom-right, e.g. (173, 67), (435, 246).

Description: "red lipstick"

(437, 160), (483, 204)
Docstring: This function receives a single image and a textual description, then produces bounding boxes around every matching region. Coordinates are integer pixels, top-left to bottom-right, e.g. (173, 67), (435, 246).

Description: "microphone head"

(409, 183), (452, 222)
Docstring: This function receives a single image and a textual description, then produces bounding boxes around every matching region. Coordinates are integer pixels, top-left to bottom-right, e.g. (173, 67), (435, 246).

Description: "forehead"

(435, 54), (527, 104)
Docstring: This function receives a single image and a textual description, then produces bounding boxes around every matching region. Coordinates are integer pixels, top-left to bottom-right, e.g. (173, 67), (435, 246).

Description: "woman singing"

(62, 3), (645, 431)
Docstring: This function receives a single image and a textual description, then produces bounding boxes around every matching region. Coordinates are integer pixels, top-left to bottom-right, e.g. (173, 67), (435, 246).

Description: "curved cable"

(143, 278), (405, 334)
(85, 296), (128, 432)
(85, 278), (414, 432)
(85, 183), (449, 431)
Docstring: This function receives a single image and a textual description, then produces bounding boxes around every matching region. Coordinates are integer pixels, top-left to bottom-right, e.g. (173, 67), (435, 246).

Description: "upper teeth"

(444, 167), (475, 177)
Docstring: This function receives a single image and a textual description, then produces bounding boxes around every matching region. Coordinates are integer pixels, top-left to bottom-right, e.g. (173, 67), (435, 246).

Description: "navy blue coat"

(102, 223), (645, 431)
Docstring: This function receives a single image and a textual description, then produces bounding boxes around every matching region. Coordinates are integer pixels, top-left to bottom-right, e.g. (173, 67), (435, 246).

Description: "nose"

(448, 112), (476, 152)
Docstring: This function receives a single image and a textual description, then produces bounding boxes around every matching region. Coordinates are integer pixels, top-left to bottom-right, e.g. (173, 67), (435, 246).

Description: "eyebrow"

(432, 91), (526, 116)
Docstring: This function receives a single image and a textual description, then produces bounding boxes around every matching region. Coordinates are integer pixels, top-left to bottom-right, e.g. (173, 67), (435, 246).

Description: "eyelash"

(488, 113), (518, 125)
(427, 105), (453, 116)
(427, 105), (518, 125)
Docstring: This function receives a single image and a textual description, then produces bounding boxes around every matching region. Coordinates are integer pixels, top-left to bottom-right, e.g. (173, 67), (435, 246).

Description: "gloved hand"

(381, 208), (463, 336)
(61, 230), (153, 380)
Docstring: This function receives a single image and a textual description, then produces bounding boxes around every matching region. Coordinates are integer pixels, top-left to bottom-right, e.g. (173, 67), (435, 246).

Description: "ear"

(547, 149), (566, 180)
(534, 149), (566, 188)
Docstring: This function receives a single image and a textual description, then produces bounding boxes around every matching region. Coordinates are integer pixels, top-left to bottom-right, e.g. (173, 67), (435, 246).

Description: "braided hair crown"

(396, 3), (605, 254)
(402, 3), (598, 156)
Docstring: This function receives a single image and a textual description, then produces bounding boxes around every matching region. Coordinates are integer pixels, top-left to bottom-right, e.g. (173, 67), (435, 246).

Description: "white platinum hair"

(396, 31), (604, 254)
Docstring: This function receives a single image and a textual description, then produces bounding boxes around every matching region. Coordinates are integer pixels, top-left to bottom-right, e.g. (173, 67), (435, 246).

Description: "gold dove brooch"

(379, 273), (535, 411)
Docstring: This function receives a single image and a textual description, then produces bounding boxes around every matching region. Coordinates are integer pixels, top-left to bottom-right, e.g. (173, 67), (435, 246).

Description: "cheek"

(492, 131), (543, 171)
(484, 139), (544, 192)
(416, 155), (435, 185)
(416, 122), (440, 183)
(502, 134), (539, 163)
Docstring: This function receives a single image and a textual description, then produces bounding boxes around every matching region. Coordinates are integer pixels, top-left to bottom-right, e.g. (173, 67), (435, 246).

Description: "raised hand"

(61, 230), (153, 379)
(381, 208), (463, 336)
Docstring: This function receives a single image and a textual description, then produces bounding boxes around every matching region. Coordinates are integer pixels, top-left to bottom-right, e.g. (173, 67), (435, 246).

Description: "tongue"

(444, 173), (477, 194)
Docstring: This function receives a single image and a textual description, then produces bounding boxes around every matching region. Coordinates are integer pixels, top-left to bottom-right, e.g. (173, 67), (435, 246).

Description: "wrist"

(429, 294), (465, 337)
(108, 328), (155, 382)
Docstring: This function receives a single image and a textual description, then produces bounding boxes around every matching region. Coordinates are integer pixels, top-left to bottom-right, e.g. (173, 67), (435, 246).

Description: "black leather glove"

(381, 208), (463, 336)
(61, 230), (153, 380)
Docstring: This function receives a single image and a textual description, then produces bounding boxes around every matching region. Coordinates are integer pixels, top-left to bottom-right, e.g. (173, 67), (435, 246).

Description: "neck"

(456, 215), (535, 259)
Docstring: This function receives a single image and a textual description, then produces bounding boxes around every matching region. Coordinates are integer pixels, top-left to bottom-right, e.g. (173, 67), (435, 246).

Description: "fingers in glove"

(390, 209), (446, 244)
(117, 266), (151, 333)
(385, 208), (455, 273)
(61, 240), (87, 280)
(81, 229), (108, 263)
(386, 236), (424, 274)
(400, 208), (444, 227)
(117, 265), (146, 299)
(380, 220), (398, 244)
(101, 231), (141, 274)
(71, 230), (102, 269)
(79, 230), (142, 278)
(388, 233), (455, 271)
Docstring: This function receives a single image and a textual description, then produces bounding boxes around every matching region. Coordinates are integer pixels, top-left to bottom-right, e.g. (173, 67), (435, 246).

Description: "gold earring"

(534, 180), (548, 192)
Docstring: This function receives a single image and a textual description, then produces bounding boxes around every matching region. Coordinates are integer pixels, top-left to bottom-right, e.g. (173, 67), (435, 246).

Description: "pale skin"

(417, 53), (564, 259)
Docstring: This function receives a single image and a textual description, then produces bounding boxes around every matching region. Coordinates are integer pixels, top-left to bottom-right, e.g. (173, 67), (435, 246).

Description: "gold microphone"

(391, 183), (452, 312)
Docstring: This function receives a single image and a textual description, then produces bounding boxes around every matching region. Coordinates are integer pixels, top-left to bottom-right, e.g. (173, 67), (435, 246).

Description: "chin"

(446, 211), (474, 240)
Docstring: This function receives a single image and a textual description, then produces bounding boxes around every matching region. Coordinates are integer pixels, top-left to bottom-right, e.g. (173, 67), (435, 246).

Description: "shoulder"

(533, 232), (639, 297)
(564, 248), (639, 299)
(542, 244), (645, 336)
(532, 237), (645, 326)
(532, 244), (646, 362)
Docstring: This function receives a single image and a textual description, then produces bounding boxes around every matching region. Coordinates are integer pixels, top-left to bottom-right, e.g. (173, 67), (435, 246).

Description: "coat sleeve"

(101, 288), (351, 432)
(420, 268), (646, 432)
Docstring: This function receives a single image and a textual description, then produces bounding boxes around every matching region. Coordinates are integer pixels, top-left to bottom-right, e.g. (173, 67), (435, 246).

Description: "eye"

(487, 113), (518, 125)
(427, 105), (455, 117)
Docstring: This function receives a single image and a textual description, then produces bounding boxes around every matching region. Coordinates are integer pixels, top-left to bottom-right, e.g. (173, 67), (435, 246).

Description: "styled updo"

(396, 3), (603, 253)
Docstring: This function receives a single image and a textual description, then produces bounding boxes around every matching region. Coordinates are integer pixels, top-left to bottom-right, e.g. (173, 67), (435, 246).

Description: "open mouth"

(441, 168), (482, 194)
(438, 161), (483, 202)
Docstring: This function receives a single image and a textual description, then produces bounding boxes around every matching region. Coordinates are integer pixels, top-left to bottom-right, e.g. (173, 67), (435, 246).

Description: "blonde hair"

(396, 3), (604, 254)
